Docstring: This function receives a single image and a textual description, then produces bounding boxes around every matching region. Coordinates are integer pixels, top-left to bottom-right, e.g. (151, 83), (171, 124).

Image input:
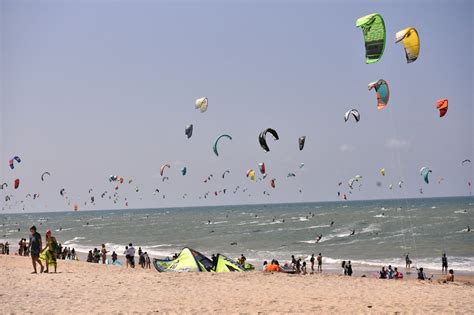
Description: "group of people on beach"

(263, 253), (324, 275)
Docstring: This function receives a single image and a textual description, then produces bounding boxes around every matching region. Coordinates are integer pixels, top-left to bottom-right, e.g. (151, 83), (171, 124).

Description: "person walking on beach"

(441, 253), (448, 274)
(101, 244), (107, 264)
(28, 226), (44, 274)
(310, 254), (315, 273)
(317, 253), (323, 273)
(42, 230), (58, 273)
(128, 243), (136, 268)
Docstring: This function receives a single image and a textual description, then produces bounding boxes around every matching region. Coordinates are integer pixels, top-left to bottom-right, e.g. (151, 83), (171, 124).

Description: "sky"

(0, 0), (472, 213)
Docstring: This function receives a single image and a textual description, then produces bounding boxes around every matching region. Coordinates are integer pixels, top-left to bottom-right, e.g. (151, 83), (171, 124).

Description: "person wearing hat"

(42, 229), (59, 273)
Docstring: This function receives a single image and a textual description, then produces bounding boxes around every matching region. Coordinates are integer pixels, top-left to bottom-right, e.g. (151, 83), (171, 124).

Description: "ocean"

(1, 197), (473, 272)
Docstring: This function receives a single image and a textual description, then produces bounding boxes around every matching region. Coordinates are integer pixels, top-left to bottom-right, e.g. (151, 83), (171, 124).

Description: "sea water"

(1, 197), (473, 272)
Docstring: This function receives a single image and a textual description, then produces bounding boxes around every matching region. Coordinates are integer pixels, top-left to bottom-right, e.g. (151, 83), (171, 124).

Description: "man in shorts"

(28, 226), (44, 274)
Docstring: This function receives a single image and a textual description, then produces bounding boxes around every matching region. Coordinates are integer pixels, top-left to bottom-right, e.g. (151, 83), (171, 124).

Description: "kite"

(259, 128), (279, 152)
(356, 13), (386, 64)
(185, 124), (193, 139)
(213, 134), (232, 156)
(299, 136), (306, 151)
(344, 109), (360, 122)
(436, 99), (448, 117)
(9, 156), (21, 169)
(195, 97), (208, 113)
(395, 27), (420, 63)
(41, 172), (51, 181)
(420, 167), (432, 184)
(160, 164), (170, 176)
(368, 79), (390, 110)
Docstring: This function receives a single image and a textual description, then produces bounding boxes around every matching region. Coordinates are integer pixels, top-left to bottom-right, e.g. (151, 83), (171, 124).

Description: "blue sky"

(1, 0), (472, 212)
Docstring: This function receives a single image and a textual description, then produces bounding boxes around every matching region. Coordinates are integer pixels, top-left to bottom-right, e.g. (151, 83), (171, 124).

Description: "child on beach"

(446, 269), (454, 282)
(394, 267), (404, 279)
(301, 261), (307, 275)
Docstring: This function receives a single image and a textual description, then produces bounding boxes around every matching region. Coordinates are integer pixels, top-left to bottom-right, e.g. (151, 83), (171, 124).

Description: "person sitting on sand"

(87, 250), (93, 263)
(387, 265), (394, 279)
(111, 251), (118, 263)
(28, 226), (44, 274)
(394, 267), (403, 279)
(379, 267), (387, 279)
(265, 260), (281, 272)
(417, 267), (432, 280)
(262, 261), (268, 271)
(446, 269), (454, 282)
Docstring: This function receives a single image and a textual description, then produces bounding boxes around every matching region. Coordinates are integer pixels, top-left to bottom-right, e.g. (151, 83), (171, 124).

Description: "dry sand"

(1, 255), (473, 314)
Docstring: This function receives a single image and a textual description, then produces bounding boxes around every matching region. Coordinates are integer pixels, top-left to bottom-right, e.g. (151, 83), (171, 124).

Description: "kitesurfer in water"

(316, 234), (323, 243)
(330, 221), (334, 226)
(350, 229), (355, 236)
(467, 226), (471, 232)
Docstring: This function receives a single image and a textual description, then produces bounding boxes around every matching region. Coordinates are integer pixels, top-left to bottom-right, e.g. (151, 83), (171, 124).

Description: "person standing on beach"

(101, 244), (107, 264)
(310, 254), (315, 273)
(144, 252), (151, 269)
(345, 261), (353, 276)
(317, 253), (323, 273)
(124, 246), (129, 268)
(128, 243), (136, 268)
(28, 226), (44, 274)
(405, 254), (412, 270)
(441, 253), (448, 274)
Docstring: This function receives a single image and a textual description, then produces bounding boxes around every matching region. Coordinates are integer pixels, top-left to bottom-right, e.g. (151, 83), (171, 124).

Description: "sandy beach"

(1, 255), (473, 314)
